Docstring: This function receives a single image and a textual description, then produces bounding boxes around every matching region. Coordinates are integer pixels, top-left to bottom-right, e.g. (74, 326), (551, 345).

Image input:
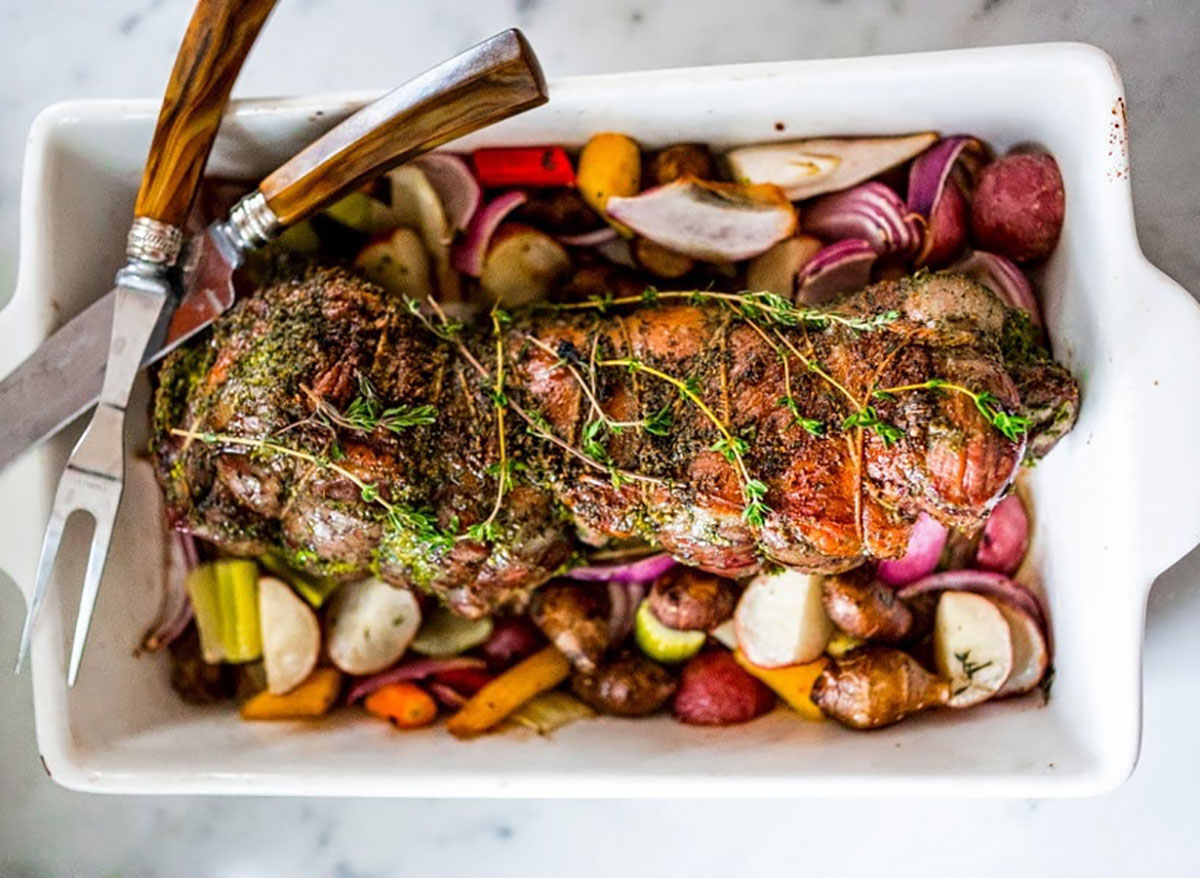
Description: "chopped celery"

(634, 599), (704, 664)
(506, 691), (595, 735)
(186, 560), (262, 663)
(411, 607), (493, 657)
(258, 552), (341, 608)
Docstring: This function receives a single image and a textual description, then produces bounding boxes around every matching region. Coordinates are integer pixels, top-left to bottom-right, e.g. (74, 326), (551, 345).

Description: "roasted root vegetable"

(820, 571), (913, 644)
(388, 164), (460, 300)
(239, 667), (342, 720)
(529, 581), (611, 673)
(994, 600), (1049, 696)
(734, 569), (832, 668)
(325, 578), (421, 676)
(744, 234), (822, 297)
(811, 647), (949, 729)
(606, 178), (796, 262)
(363, 681), (439, 729)
(633, 237), (695, 279)
(353, 227), (434, 299)
(258, 576), (320, 695)
(577, 132), (642, 229)
(649, 143), (716, 186)
(876, 512), (949, 586)
(479, 223), (571, 306)
(795, 238), (876, 304)
(725, 132), (937, 201)
(634, 598), (705, 664)
(479, 616), (547, 670)
(570, 653), (677, 717)
(647, 567), (738, 631)
(933, 591), (1014, 707)
(970, 153), (1065, 263)
(673, 649), (776, 726)
(446, 645), (572, 738)
(733, 651), (827, 721)
(514, 188), (605, 237)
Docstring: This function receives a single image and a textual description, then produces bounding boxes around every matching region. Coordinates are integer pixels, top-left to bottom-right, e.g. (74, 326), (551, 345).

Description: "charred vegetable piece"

(570, 652), (677, 717)
(648, 567), (738, 631)
(577, 132), (642, 231)
(634, 598), (705, 664)
(471, 146), (576, 188)
(514, 188), (605, 237)
(446, 645), (572, 738)
(239, 667), (343, 720)
(811, 647), (949, 729)
(733, 651), (827, 721)
(649, 143), (716, 186)
(673, 649), (776, 726)
(530, 581), (611, 673)
(363, 681), (439, 729)
(821, 570), (913, 644)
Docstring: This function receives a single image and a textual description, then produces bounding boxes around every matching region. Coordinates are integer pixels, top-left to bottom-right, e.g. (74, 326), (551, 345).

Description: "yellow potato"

(577, 132), (641, 234)
(239, 667), (342, 721)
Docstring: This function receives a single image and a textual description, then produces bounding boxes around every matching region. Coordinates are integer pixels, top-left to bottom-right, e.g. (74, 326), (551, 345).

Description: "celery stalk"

(186, 560), (262, 664)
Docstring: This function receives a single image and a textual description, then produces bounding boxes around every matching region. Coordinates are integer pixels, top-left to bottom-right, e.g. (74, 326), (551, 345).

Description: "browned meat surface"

(152, 268), (1077, 616)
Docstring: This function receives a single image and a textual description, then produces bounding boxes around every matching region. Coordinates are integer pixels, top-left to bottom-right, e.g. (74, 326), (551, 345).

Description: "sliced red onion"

(478, 616), (546, 669)
(975, 494), (1030, 575)
(796, 238), (877, 304)
(804, 182), (922, 256)
(607, 580), (649, 642)
(896, 569), (1046, 632)
(558, 226), (619, 247)
(140, 532), (198, 653)
(346, 656), (486, 703)
(428, 681), (468, 709)
(412, 153), (481, 233)
(566, 551), (677, 583)
(949, 250), (1042, 326)
(877, 513), (950, 586)
(907, 136), (988, 218)
(451, 190), (528, 277)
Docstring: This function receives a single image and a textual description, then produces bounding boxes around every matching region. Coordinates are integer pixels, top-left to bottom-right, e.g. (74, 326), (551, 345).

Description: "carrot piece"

(446, 645), (571, 738)
(364, 682), (439, 729)
(239, 667), (342, 720)
(733, 651), (829, 722)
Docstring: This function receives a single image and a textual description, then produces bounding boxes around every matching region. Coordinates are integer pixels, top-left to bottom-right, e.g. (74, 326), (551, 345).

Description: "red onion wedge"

(949, 250), (1042, 326)
(725, 132), (937, 201)
(877, 513), (950, 586)
(412, 153), (480, 233)
(605, 178), (797, 262)
(796, 238), (876, 304)
(804, 182), (923, 256)
(428, 681), (468, 709)
(452, 190), (528, 277)
(896, 570), (1046, 634)
(566, 551), (677, 583)
(907, 136), (989, 218)
(346, 656), (486, 704)
(975, 494), (1030, 575)
(607, 581), (649, 642)
(558, 226), (619, 247)
(479, 616), (546, 669)
(140, 532), (198, 653)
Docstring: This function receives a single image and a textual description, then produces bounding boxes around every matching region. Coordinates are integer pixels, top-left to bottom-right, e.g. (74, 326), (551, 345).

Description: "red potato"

(933, 591), (1014, 707)
(479, 223), (572, 306)
(971, 153), (1065, 263)
(734, 569), (833, 668)
(975, 494), (1030, 575)
(920, 180), (969, 267)
(673, 649), (776, 726)
(876, 512), (949, 586)
(993, 600), (1049, 696)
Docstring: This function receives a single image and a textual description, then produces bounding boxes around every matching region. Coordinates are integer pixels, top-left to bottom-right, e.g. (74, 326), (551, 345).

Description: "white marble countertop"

(1, 0), (1199, 875)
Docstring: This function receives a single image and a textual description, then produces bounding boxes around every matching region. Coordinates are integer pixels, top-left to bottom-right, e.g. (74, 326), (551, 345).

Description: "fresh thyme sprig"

(952, 648), (996, 698)
(555, 288), (899, 334)
(873, 378), (1032, 442)
(467, 308), (513, 544)
(598, 357), (771, 526)
(312, 375), (437, 437)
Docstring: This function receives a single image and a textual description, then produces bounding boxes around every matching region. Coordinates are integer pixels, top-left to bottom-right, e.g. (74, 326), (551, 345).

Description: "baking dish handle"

(1128, 258), (1200, 585)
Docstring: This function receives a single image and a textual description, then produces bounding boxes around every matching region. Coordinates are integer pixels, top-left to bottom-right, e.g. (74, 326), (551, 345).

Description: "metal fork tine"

(14, 499), (70, 674)
(67, 506), (117, 687)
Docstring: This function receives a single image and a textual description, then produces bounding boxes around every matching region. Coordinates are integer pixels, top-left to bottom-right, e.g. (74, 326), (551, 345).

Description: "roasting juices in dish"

(146, 132), (1075, 735)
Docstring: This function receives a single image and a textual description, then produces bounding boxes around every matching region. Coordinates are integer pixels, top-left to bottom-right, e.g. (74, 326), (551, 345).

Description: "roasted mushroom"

(648, 567), (738, 631)
(821, 570), (913, 643)
(571, 652), (677, 716)
(530, 581), (611, 673)
(811, 647), (949, 729)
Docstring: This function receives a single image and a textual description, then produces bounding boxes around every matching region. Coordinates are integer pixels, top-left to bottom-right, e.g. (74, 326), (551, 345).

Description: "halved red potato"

(933, 591), (1013, 707)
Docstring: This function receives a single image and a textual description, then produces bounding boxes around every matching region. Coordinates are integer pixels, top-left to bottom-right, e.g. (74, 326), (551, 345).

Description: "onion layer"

(804, 182), (922, 256)
(796, 238), (876, 304)
(346, 656), (486, 704)
(566, 552), (677, 583)
(949, 250), (1042, 326)
(452, 190), (528, 277)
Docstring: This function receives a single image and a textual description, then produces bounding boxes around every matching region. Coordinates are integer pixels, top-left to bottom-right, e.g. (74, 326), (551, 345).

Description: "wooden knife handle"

(133, 0), (276, 230)
(258, 29), (547, 226)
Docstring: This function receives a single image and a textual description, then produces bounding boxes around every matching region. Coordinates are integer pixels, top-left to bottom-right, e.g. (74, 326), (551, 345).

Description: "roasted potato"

(649, 143), (717, 186)
(648, 567), (738, 631)
(821, 570), (913, 643)
(673, 649), (776, 726)
(810, 647), (949, 730)
(530, 581), (611, 673)
(571, 652), (677, 716)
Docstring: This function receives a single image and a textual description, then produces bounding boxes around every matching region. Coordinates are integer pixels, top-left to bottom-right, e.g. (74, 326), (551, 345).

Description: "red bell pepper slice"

(471, 146), (576, 188)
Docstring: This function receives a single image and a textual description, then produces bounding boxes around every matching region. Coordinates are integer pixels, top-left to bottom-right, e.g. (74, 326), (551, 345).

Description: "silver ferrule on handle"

(225, 190), (282, 251)
(124, 216), (184, 266)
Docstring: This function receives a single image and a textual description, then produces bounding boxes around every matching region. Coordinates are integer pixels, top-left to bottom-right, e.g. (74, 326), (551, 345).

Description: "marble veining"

(1, 0), (1199, 875)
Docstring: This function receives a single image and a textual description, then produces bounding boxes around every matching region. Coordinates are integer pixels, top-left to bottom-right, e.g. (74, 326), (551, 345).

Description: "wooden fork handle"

(132, 0), (276, 235)
(258, 28), (547, 227)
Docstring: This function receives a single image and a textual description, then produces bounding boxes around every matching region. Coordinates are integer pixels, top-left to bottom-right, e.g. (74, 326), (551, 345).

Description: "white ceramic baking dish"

(3, 42), (1199, 797)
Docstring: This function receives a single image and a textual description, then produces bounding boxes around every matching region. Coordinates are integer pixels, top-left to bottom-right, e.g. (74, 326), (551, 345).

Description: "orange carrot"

(447, 645), (571, 738)
(364, 682), (439, 729)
